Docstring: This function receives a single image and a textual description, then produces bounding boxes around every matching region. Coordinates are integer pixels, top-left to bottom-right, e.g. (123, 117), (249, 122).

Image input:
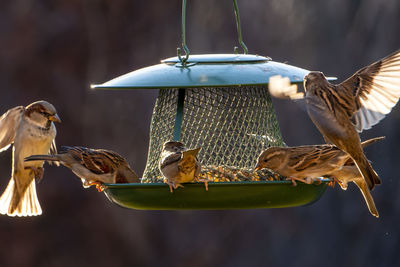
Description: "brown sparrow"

(0, 101), (60, 216)
(304, 49), (400, 190)
(159, 141), (206, 192)
(25, 146), (139, 191)
(255, 136), (384, 185)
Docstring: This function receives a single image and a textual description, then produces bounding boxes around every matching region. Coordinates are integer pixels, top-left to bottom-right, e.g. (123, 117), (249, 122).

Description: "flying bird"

(0, 100), (60, 216)
(25, 146), (140, 191)
(304, 49), (400, 190)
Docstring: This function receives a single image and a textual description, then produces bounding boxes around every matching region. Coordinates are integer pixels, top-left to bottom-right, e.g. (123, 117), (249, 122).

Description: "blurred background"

(0, 0), (399, 266)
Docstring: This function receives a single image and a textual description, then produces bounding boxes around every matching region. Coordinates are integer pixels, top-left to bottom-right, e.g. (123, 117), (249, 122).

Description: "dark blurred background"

(0, 0), (399, 266)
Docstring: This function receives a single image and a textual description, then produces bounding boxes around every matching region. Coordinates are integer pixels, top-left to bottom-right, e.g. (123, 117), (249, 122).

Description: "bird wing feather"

(340, 49), (400, 132)
(0, 106), (24, 152)
(66, 146), (112, 175)
(288, 145), (342, 172)
(160, 152), (182, 169)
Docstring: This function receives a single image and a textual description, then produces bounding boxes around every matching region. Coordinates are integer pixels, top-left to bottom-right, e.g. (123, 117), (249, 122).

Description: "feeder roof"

(91, 54), (336, 89)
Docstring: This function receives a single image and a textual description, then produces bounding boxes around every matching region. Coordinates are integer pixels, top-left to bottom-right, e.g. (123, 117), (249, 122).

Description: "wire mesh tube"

(142, 86), (284, 181)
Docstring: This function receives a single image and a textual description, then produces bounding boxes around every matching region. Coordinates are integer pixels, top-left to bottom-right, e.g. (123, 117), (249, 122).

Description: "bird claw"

(327, 179), (336, 188)
(286, 177), (313, 186)
(313, 179), (322, 185)
(86, 181), (105, 192)
(195, 177), (209, 191)
(286, 177), (297, 186)
(96, 184), (105, 192)
(163, 179), (184, 193)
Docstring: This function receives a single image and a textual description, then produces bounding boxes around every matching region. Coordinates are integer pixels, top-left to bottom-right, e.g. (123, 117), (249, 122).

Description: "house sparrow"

(25, 146), (140, 191)
(159, 141), (206, 192)
(0, 101), (60, 216)
(255, 136), (384, 186)
(328, 165), (379, 218)
(304, 49), (400, 190)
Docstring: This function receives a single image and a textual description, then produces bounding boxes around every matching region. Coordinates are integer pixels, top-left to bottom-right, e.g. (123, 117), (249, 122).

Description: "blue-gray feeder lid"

(91, 54), (336, 89)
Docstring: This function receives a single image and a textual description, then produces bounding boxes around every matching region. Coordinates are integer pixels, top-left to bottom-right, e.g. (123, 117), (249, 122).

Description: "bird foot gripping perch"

(85, 181), (106, 192)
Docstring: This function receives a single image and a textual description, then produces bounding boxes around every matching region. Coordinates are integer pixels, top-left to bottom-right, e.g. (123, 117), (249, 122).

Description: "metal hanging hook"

(233, 0), (248, 54)
(177, 0), (248, 61)
(177, 0), (190, 66)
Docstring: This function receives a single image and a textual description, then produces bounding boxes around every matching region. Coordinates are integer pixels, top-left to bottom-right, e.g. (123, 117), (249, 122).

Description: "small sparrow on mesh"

(304, 49), (400, 190)
(159, 141), (206, 192)
(0, 101), (60, 216)
(25, 146), (140, 192)
(255, 136), (384, 186)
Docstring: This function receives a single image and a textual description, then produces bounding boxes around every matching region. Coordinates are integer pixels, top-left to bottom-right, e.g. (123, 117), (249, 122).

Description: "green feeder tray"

(91, 0), (336, 210)
(103, 180), (330, 210)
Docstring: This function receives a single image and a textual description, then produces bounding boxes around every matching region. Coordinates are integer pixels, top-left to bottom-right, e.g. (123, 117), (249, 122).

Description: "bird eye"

(264, 159), (268, 162)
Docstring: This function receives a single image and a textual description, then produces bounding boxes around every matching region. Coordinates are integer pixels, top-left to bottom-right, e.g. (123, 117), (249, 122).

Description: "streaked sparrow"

(304, 49), (400, 190)
(25, 146), (139, 191)
(255, 136), (384, 186)
(0, 101), (60, 216)
(159, 141), (206, 192)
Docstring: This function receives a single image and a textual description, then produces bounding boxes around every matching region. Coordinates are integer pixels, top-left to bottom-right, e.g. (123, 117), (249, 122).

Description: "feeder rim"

(103, 178), (331, 188)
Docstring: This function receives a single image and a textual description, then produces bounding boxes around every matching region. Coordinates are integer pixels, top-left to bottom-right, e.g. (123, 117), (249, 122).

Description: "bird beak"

(254, 166), (262, 171)
(49, 114), (61, 123)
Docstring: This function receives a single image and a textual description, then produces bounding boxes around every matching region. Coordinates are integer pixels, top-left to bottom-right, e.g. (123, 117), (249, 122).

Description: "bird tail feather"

(0, 178), (42, 217)
(24, 154), (60, 163)
(353, 155), (381, 190)
(354, 179), (379, 218)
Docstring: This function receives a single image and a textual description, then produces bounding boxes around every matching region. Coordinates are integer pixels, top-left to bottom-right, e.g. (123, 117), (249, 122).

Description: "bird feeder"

(91, 0), (333, 210)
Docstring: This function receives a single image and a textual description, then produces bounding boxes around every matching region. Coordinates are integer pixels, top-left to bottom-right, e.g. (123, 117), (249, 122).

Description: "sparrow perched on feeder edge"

(159, 141), (207, 193)
(255, 136), (384, 186)
(304, 49), (400, 191)
(0, 101), (60, 216)
(25, 146), (140, 192)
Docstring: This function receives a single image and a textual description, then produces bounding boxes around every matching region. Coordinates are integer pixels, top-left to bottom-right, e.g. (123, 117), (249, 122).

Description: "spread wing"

(339, 49), (400, 132)
(0, 106), (24, 152)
